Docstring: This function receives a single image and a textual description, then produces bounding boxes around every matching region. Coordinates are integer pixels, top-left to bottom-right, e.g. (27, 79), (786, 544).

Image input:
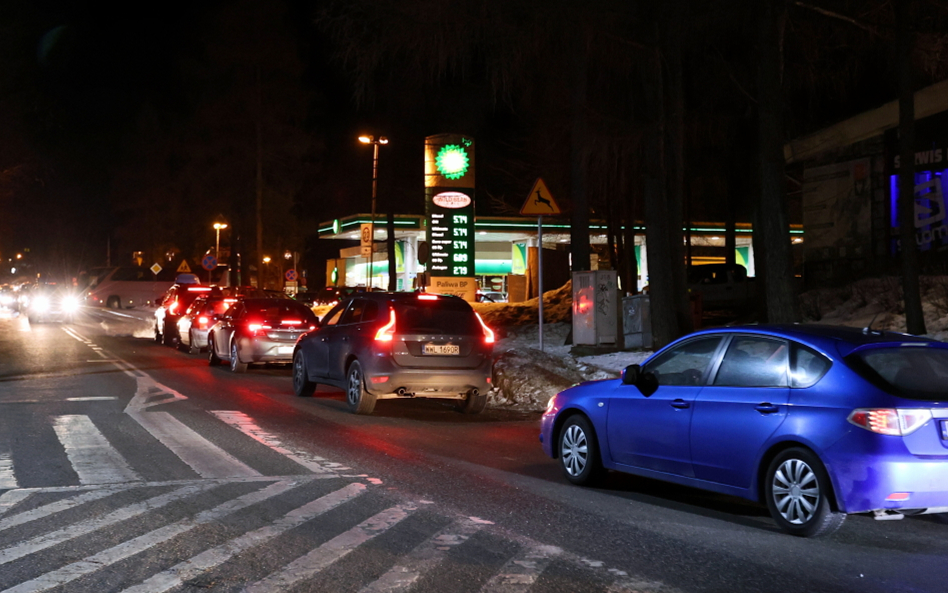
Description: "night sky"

(1, 0), (944, 285)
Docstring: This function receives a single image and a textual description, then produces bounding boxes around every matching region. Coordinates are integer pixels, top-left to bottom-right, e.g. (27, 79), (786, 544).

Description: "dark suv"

(292, 292), (495, 415)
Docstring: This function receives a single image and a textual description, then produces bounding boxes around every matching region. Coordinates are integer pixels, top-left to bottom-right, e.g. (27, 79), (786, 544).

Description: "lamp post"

(358, 135), (388, 289)
(262, 255), (271, 289)
(213, 222), (228, 259)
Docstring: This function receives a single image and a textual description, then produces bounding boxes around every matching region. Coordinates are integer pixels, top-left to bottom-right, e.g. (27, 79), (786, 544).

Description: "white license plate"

(423, 344), (460, 355)
(277, 346), (294, 355)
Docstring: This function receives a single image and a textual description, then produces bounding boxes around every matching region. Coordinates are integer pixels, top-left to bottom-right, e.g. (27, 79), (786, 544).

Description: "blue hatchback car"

(540, 325), (948, 537)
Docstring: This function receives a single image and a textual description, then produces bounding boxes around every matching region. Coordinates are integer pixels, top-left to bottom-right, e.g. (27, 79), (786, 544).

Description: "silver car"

(207, 298), (319, 373)
(177, 296), (237, 354)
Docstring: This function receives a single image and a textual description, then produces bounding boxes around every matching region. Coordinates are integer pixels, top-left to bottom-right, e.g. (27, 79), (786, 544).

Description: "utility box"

(621, 294), (652, 350)
(572, 271), (618, 346)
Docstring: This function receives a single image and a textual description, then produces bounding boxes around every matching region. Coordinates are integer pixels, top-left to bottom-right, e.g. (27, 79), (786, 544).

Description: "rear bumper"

(239, 337), (297, 364)
(364, 357), (492, 399)
(827, 433), (948, 513)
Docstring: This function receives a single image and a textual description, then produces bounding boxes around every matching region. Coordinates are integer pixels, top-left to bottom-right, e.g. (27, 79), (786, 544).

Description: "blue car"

(540, 325), (948, 537)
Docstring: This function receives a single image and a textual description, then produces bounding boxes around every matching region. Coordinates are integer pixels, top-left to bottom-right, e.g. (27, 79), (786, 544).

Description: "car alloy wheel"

(208, 335), (222, 366)
(346, 360), (376, 415)
(293, 351), (316, 397)
(230, 341), (248, 373)
(558, 415), (604, 486)
(765, 448), (845, 537)
(188, 330), (200, 355)
(154, 324), (162, 344)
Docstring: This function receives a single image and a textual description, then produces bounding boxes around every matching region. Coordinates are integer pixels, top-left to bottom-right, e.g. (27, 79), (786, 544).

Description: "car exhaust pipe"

(470, 388), (479, 398)
(396, 387), (409, 396)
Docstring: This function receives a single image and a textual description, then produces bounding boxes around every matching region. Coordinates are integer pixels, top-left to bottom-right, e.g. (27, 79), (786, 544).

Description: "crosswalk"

(0, 328), (675, 592)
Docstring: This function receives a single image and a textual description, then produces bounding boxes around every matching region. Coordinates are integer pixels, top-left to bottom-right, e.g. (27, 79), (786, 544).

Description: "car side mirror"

(622, 364), (659, 397)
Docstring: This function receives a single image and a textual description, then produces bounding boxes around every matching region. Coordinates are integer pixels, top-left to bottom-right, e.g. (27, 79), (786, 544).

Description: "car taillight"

(168, 301), (178, 314)
(375, 310), (396, 341)
(417, 294), (438, 300)
(198, 316), (209, 326)
(475, 312), (495, 344)
(283, 319), (303, 325)
(248, 323), (267, 336)
(847, 408), (932, 436)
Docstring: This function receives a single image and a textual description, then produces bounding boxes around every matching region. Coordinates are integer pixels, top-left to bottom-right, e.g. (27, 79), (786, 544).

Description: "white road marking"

(121, 482), (367, 593)
(480, 543), (562, 592)
(0, 482), (215, 566)
(51, 415), (142, 485)
(65, 397), (117, 401)
(0, 485), (133, 532)
(3, 479), (308, 593)
(0, 490), (32, 518)
(0, 450), (17, 489)
(359, 518), (483, 593)
(245, 502), (415, 593)
(210, 411), (344, 474)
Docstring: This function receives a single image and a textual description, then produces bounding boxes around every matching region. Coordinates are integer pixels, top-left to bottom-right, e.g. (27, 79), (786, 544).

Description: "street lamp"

(213, 222), (228, 260)
(262, 256), (271, 289)
(358, 135), (388, 289)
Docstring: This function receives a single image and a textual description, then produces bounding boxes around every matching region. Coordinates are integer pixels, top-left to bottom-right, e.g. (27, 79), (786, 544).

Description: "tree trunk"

(897, 0), (926, 334)
(756, 0), (798, 323)
(663, 0), (693, 334)
(570, 26), (591, 273)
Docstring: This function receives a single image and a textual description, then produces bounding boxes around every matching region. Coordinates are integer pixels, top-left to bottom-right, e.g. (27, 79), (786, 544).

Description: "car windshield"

(848, 346), (948, 400)
(394, 298), (480, 334)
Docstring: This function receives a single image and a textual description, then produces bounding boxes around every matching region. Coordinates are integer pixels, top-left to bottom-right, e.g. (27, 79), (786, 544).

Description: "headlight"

(62, 296), (80, 313)
(33, 296), (50, 312)
(545, 395), (557, 413)
(0, 295), (12, 305)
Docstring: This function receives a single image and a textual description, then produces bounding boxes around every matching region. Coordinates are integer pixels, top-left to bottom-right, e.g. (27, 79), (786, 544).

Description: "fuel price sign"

(427, 189), (475, 277)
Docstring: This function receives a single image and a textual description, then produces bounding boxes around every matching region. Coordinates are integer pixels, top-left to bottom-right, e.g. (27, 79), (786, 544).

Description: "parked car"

(207, 298), (319, 373)
(686, 263), (756, 310)
(292, 292), (495, 415)
(25, 283), (81, 323)
(311, 286), (359, 307)
(177, 296), (237, 354)
(155, 283), (220, 346)
(540, 324), (948, 537)
(476, 291), (507, 303)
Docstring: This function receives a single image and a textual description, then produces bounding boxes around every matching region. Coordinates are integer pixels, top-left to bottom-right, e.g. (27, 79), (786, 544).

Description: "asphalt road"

(1, 306), (947, 593)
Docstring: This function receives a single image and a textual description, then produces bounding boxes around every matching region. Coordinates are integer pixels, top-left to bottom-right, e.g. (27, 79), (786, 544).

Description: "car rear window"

(394, 299), (479, 335)
(848, 346), (948, 400)
(243, 300), (317, 323)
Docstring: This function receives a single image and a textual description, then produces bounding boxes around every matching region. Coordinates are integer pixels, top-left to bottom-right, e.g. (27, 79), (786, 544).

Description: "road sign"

(361, 223), (374, 257)
(520, 178), (561, 215)
(285, 269), (297, 282)
(202, 255), (217, 271)
(150, 263), (162, 275)
(177, 260), (192, 273)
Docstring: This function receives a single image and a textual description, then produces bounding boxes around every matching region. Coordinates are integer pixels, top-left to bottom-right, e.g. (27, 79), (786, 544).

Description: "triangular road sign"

(176, 260), (192, 273)
(520, 178), (561, 215)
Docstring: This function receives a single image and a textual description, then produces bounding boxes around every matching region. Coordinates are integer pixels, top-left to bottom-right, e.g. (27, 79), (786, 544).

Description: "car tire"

(154, 323), (162, 344)
(558, 415), (605, 486)
(765, 448), (846, 538)
(457, 390), (488, 414)
(208, 335), (222, 366)
(230, 341), (248, 373)
(293, 351), (317, 397)
(346, 360), (376, 415)
(188, 330), (200, 355)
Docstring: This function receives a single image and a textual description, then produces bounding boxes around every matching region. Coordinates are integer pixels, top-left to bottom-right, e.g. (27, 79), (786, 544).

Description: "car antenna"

(862, 313), (880, 335)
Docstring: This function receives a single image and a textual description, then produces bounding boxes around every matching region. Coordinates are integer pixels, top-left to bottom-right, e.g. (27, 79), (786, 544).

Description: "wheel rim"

(294, 355), (304, 388)
(347, 366), (362, 406)
(561, 424), (588, 477)
(231, 343), (239, 369)
(772, 458), (820, 525)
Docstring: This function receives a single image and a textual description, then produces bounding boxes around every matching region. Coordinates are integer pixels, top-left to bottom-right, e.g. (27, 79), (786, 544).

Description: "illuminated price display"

(426, 188), (475, 277)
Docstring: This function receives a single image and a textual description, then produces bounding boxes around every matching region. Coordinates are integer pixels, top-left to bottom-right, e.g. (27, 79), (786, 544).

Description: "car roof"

(686, 323), (935, 357)
(340, 291), (471, 304)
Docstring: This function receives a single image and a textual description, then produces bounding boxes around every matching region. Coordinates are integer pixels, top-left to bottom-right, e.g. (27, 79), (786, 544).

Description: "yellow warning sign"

(176, 260), (192, 273)
(520, 178), (561, 215)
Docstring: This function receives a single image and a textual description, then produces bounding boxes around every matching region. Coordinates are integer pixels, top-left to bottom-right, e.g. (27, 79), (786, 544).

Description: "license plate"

(423, 344), (460, 356)
(277, 346), (294, 355)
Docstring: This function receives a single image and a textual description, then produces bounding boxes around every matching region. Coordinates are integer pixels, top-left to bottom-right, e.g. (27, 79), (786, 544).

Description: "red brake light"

(847, 408), (932, 436)
(190, 287), (212, 292)
(475, 312), (495, 344)
(283, 319), (303, 325)
(417, 294), (438, 300)
(198, 316), (209, 326)
(248, 323), (264, 333)
(375, 309), (397, 341)
(168, 301), (178, 314)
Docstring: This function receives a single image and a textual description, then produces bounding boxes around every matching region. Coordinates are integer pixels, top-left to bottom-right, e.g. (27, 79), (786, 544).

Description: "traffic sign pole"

(538, 215), (544, 351)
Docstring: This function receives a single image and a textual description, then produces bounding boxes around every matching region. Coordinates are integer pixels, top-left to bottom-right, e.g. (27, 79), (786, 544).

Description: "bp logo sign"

(435, 145), (470, 180)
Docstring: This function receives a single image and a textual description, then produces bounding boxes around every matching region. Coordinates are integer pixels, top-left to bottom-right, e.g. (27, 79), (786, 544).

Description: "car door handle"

(670, 399), (690, 409)
(756, 403), (779, 414)
(320, 337), (328, 342)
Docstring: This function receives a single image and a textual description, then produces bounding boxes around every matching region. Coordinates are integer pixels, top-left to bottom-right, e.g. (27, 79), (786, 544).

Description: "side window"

(322, 303), (347, 326)
(339, 299), (366, 325)
(361, 301), (379, 323)
(224, 303), (243, 320)
(790, 344), (831, 388)
(714, 336), (789, 388)
(646, 336), (722, 386)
